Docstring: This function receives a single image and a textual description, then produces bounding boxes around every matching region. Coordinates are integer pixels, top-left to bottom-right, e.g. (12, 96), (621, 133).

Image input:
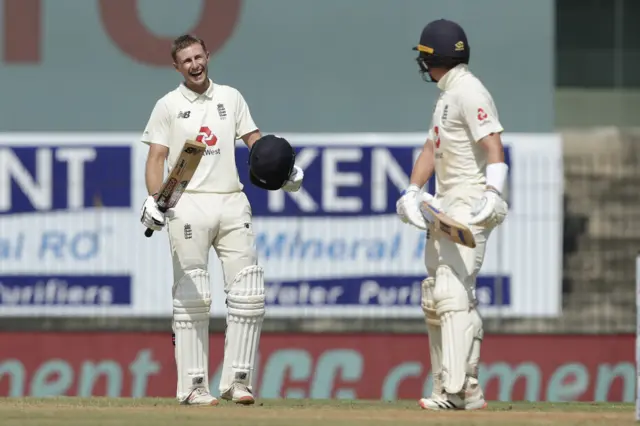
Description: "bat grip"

(144, 205), (167, 238)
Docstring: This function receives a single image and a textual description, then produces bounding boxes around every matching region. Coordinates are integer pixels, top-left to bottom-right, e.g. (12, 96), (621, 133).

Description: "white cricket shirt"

(427, 64), (504, 195)
(141, 79), (258, 193)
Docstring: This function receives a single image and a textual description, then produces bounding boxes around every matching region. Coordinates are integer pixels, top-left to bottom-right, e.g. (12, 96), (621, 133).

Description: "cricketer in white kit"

(397, 19), (508, 411)
(139, 34), (304, 406)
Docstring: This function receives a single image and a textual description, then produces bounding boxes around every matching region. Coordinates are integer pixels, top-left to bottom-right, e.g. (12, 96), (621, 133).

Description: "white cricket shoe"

(220, 383), (255, 405)
(181, 387), (219, 406)
(180, 377), (219, 406)
(419, 379), (487, 411)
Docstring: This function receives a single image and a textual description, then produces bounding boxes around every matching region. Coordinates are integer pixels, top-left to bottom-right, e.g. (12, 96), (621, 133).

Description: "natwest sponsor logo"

(0, 333), (632, 401)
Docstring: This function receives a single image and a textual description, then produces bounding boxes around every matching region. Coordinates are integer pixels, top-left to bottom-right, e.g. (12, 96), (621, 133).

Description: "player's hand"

(396, 184), (430, 230)
(282, 165), (304, 192)
(469, 188), (508, 227)
(140, 195), (166, 231)
(418, 192), (438, 224)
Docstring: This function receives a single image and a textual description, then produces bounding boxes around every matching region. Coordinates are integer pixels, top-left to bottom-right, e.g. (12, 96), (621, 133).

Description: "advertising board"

(0, 332), (631, 402)
(0, 133), (563, 317)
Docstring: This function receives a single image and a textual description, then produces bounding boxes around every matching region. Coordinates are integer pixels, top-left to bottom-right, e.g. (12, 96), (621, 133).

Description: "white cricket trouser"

(168, 191), (257, 289)
(424, 186), (494, 299)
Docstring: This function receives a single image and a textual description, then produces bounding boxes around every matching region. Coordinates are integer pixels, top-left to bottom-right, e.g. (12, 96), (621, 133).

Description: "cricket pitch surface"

(0, 398), (634, 426)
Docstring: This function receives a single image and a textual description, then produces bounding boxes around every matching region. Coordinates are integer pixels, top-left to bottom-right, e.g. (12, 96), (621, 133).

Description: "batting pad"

(220, 265), (265, 393)
(173, 269), (212, 400)
(421, 277), (443, 396)
(434, 265), (475, 394)
(467, 308), (484, 378)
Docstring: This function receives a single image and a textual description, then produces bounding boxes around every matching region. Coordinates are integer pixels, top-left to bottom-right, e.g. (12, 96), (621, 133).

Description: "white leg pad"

(421, 277), (443, 396)
(172, 269), (212, 400)
(467, 308), (484, 378)
(433, 265), (475, 394)
(219, 265), (265, 393)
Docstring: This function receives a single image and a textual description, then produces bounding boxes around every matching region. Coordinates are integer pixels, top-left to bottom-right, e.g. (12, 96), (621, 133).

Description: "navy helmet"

(412, 19), (470, 82)
(248, 134), (296, 190)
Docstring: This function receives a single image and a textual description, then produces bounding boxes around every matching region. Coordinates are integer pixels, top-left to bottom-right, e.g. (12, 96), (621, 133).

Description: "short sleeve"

(459, 93), (504, 143)
(141, 99), (171, 147)
(235, 90), (259, 139)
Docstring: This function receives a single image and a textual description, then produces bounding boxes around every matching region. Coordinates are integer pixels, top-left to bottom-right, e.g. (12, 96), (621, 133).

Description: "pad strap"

(421, 277), (440, 326)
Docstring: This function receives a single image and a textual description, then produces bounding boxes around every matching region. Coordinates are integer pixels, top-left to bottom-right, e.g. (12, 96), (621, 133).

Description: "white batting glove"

(140, 195), (166, 232)
(396, 184), (432, 230)
(282, 165), (304, 192)
(469, 188), (508, 228)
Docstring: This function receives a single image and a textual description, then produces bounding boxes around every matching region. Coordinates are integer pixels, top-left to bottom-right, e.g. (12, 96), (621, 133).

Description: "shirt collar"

(436, 64), (470, 91)
(178, 79), (215, 102)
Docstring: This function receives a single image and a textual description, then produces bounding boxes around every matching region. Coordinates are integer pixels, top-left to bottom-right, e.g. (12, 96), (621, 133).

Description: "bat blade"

(420, 202), (476, 249)
(144, 140), (205, 237)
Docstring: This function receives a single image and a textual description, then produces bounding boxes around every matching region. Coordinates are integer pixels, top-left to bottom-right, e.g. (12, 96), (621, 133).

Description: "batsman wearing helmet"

(396, 19), (508, 410)
(139, 34), (304, 406)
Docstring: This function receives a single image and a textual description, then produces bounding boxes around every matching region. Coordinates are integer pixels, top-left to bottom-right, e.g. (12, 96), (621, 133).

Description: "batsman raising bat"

(396, 19), (508, 411)
(139, 34), (304, 406)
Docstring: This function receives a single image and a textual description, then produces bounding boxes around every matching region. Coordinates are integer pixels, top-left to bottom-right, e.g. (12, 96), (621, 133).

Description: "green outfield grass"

(0, 398), (635, 426)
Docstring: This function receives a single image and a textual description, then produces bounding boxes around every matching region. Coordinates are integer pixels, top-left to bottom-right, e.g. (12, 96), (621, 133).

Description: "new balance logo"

(178, 111), (191, 119)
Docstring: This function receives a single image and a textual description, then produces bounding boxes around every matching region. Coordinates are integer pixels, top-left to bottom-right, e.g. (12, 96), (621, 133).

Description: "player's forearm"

(145, 156), (165, 196)
(480, 133), (508, 193)
(409, 141), (435, 188)
(241, 129), (262, 149)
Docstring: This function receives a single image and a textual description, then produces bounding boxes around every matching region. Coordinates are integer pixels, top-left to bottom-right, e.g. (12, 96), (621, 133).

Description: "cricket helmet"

(248, 134), (296, 190)
(413, 19), (470, 82)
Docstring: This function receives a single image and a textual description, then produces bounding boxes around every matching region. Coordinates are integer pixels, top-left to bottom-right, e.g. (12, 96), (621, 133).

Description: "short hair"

(171, 34), (207, 61)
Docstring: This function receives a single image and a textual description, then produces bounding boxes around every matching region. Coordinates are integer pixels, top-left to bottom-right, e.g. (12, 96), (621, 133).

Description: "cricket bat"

(144, 140), (206, 237)
(420, 202), (477, 249)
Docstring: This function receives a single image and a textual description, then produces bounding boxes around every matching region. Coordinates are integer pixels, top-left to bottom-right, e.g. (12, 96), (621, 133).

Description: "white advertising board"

(0, 133), (563, 318)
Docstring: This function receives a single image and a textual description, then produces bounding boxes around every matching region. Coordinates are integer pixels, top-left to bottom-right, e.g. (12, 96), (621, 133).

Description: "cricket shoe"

(180, 387), (219, 406)
(419, 385), (487, 411)
(220, 383), (255, 405)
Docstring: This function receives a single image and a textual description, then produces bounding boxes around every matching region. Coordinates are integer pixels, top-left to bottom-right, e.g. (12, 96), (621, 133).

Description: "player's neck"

(184, 78), (210, 95)
(436, 64), (467, 91)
